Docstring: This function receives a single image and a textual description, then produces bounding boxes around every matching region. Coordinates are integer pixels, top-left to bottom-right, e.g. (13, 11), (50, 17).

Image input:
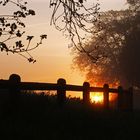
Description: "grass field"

(0, 91), (140, 140)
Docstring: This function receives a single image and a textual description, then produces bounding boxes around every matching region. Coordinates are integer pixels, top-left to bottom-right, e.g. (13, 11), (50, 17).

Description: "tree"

(0, 0), (47, 62)
(0, 0), (100, 62)
(49, 0), (100, 51)
(119, 9), (140, 88)
(73, 0), (140, 88)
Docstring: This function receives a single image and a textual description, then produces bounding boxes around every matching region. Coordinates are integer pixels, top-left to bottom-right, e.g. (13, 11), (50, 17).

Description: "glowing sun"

(90, 92), (117, 104)
(90, 92), (103, 104)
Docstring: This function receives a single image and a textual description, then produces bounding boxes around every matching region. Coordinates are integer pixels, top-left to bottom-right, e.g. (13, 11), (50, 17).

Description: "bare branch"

(50, 0), (100, 51)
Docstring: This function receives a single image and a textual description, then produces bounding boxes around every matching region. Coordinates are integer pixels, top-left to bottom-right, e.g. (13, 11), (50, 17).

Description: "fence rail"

(0, 74), (133, 111)
(0, 80), (120, 92)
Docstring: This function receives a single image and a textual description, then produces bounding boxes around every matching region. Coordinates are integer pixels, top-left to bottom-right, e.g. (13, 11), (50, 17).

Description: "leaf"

(1, 47), (4, 52)
(9, 31), (13, 34)
(0, 18), (4, 24)
(50, 2), (57, 6)
(28, 58), (36, 63)
(11, 23), (17, 31)
(14, 11), (26, 18)
(19, 22), (25, 27)
(0, 42), (8, 51)
(79, 0), (83, 4)
(5, 23), (10, 27)
(40, 34), (47, 39)
(27, 36), (34, 41)
(15, 41), (23, 48)
(16, 30), (22, 37)
(28, 9), (35, 15)
(21, 6), (27, 11)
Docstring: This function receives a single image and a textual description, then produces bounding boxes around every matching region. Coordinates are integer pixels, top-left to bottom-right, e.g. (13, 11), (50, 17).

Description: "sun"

(90, 92), (103, 104)
(90, 92), (118, 105)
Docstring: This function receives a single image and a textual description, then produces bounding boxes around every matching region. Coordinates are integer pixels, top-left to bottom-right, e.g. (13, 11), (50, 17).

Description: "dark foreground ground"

(0, 92), (140, 140)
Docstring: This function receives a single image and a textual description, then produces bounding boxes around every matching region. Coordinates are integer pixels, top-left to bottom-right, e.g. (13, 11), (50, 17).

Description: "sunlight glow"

(89, 81), (119, 105)
(90, 92), (103, 104)
(90, 92), (118, 104)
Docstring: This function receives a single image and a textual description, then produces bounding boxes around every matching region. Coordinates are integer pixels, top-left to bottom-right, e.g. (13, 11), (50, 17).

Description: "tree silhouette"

(50, 0), (100, 51)
(0, 0), (47, 62)
(0, 0), (100, 62)
(73, 0), (140, 88)
(119, 8), (140, 88)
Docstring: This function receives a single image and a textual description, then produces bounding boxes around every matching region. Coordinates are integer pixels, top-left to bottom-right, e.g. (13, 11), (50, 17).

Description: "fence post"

(57, 78), (66, 107)
(103, 84), (109, 109)
(126, 87), (133, 111)
(9, 74), (21, 105)
(117, 86), (123, 111)
(83, 82), (90, 105)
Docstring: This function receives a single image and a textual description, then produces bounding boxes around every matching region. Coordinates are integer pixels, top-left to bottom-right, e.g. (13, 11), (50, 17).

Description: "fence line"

(0, 74), (133, 111)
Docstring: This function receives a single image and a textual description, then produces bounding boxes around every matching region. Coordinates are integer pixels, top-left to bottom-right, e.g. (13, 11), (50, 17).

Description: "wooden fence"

(0, 74), (133, 111)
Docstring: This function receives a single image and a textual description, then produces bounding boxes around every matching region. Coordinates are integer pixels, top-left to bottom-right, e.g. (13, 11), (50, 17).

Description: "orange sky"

(0, 0), (127, 85)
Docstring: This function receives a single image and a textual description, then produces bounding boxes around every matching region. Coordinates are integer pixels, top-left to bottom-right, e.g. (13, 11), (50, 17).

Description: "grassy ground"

(0, 92), (140, 140)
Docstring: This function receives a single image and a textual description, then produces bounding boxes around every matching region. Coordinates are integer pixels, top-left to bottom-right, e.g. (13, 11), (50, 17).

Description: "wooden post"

(126, 87), (133, 111)
(117, 86), (123, 111)
(9, 74), (21, 105)
(83, 82), (90, 105)
(103, 84), (109, 109)
(57, 78), (66, 107)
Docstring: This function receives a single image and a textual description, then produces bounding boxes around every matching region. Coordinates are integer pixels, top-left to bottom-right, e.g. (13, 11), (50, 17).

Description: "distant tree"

(73, 0), (140, 88)
(0, 0), (47, 62)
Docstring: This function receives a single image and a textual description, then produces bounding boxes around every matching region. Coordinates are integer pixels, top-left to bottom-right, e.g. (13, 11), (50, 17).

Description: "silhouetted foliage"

(0, 0), (47, 62)
(1, 0), (101, 61)
(50, 0), (100, 51)
(73, 1), (140, 88)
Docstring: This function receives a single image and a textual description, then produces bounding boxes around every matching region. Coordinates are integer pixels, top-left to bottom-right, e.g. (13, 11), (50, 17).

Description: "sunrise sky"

(0, 0), (127, 85)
